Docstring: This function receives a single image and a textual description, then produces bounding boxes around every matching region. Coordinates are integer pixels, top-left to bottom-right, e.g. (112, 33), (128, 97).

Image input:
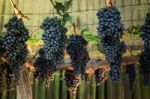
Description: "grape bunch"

(141, 13), (150, 49)
(97, 6), (125, 83)
(64, 70), (81, 94)
(66, 35), (90, 78)
(126, 64), (136, 89)
(1, 16), (29, 84)
(34, 16), (67, 84)
(140, 13), (150, 86)
(140, 48), (150, 86)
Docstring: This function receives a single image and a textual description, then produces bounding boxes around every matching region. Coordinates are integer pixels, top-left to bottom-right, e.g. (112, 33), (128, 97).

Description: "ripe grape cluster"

(34, 17), (67, 83)
(65, 35), (89, 93)
(126, 64), (136, 89)
(97, 6), (125, 82)
(66, 35), (90, 78)
(1, 16), (29, 84)
(64, 70), (81, 94)
(141, 13), (150, 49)
(140, 13), (150, 86)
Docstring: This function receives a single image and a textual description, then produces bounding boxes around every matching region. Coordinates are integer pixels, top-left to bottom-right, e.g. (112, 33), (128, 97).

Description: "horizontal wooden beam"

(1, 54), (139, 75)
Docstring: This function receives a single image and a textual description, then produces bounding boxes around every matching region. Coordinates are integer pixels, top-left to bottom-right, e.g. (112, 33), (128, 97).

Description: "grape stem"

(9, 0), (30, 20)
(49, 0), (77, 34)
(49, 0), (63, 16)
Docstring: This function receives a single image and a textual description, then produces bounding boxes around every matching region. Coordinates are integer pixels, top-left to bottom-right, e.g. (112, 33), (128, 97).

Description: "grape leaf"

(55, 2), (65, 12)
(63, 13), (72, 22)
(64, 0), (73, 12)
(81, 28), (92, 36)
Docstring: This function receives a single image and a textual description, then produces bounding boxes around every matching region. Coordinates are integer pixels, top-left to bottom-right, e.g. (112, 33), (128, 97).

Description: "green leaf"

(63, 13), (72, 22)
(61, 19), (67, 26)
(64, 0), (73, 12)
(81, 28), (93, 36)
(86, 36), (99, 43)
(55, 2), (65, 12)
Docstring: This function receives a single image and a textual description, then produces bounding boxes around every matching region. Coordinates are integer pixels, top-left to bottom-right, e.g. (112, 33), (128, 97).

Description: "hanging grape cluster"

(140, 13), (150, 86)
(125, 64), (136, 89)
(97, 6), (125, 83)
(1, 16), (29, 84)
(141, 13), (150, 49)
(34, 16), (67, 84)
(66, 34), (90, 78)
(65, 35), (89, 93)
(64, 70), (81, 94)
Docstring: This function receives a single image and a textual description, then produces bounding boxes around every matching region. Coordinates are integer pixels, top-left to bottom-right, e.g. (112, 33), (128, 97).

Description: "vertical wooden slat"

(61, 71), (67, 99)
(96, 83), (105, 99)
(0, 0), (7, 32)
(77, 80), (85, 99)
(54, 72), (60, 99)
(106, 76), (113, 99)
(91, 75), (96, 99)
(123, 70), (132, 99)
(84, 82), (91, 99)
(133, 67), (141, 99)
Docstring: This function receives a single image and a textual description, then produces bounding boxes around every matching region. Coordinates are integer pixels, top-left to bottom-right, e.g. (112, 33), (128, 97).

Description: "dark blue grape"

(66, 35), (90, 78)
(64, 70), (81, 94)
(97, 6), (125, 83)
(140, 13), (150, 86)
(1, 16), (29, 84)
(34, 16), (67, 84)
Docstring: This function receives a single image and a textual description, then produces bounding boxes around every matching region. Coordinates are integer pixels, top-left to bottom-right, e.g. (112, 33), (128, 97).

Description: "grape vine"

(97, 6), (125, 83)
(34, 17), (67, 84)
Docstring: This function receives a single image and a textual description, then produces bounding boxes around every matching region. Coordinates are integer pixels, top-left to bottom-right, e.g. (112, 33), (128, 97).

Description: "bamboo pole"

(84, 81), (91, 99)
(106, 76), (113, 99)
(91, 75), (96, 99)
(61, 71), (67, 99)
(133, 66), (141, 99)
(77, 80), (85, 99)
(96, 82), (105, 99)
(123, 70), (132, 99)
(140, 76), (150, 99)
(54, 71), (60, 99)
(0, 0), (6, 33)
